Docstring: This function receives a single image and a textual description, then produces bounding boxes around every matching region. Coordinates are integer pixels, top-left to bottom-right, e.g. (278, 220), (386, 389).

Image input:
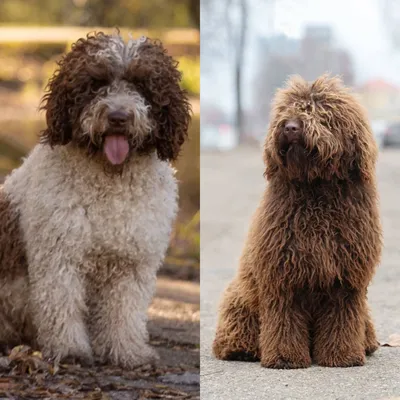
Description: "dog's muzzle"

(283, 119), (302, 144)
(278, 119), (306, 156)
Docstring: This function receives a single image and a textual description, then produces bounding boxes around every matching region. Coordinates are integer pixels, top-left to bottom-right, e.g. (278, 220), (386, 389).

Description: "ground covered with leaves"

(0, 278), (199, 400)
(0, 346), (198, 399)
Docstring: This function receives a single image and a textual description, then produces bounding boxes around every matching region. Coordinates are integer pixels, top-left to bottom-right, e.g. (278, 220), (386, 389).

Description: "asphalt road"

(200, 146), (400, 400)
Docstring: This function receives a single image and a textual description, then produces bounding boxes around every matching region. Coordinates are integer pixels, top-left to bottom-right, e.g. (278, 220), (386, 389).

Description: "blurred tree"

(379, 0), (400, 49)
(0, 0), (198, 28)
(226, 0), (248, 144)
(188, 0), (200, 28)
(201, 0), (248, 143)
(200, 0), (227, 61)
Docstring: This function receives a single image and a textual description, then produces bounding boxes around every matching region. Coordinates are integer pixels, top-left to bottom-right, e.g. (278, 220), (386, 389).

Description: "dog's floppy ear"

(263, 144), (279, 180)
(340, 97), (378, 182)
(130, 39), (192, 161)
(262, 122), (280, 180)
(40, 32), (108, 147)
(40, 65), (74, 146)
(351, 120), (378, 182)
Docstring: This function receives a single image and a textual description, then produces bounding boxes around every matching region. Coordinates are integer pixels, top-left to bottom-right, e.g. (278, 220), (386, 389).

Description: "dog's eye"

(91, 78), (109, 91)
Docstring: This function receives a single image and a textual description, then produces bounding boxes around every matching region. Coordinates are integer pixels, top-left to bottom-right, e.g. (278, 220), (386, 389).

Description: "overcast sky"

(202, 0), (400, 114)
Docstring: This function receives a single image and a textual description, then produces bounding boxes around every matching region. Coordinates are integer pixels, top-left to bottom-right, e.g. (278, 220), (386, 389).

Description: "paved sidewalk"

(201, 146), (400, 400)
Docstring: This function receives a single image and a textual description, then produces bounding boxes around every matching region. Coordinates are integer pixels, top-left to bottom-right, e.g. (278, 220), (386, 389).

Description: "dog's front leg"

(313, 288), (366, 367)
(90, 266), (158, 369)
(29, 258), (92, 365)
(259, 293), (311, 369)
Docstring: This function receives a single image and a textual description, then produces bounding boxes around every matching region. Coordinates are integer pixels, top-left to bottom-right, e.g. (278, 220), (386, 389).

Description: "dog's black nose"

(108, 111), (128, 126)
(284, 119), (302, 142)
(284, 119), (301, 134)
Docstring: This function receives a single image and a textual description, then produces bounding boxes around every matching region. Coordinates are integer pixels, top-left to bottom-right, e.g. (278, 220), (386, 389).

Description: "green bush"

(178, 56), (200, 96)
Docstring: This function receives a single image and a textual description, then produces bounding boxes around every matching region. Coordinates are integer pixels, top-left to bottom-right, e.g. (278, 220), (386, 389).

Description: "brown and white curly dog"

(213, 75), (382, 368)
(0, 32), (191, 368)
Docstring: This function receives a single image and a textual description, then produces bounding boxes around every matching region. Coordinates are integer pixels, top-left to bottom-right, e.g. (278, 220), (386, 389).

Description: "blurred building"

(257, 34), (300, 57)
(356, 79), (400, 121)
(251, 25), (354, 141)
(382, 0), (400, 48)
(300, 26), (354, 85)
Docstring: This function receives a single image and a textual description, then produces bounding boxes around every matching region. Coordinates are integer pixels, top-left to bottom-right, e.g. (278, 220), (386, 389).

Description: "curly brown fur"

(0, 187), (34, 351)
(213, 75), (382, 368)
(40, 32), (191, 163)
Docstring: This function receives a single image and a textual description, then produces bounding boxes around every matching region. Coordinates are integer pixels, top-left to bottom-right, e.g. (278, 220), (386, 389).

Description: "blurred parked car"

(370, 119), (387, 148)
(201, 123), (238, 151)
(382, 122), (400, 148)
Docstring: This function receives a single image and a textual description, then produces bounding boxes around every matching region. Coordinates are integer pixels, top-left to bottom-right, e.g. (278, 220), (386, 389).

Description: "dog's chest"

(6, 147), (178, 275)
(79, 172), (177, 266)
(87, 189), (149, 248)
(268, 186), (374, 288)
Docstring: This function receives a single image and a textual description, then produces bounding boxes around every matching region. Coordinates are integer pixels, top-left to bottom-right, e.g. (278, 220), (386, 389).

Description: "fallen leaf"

(8, 344), (32, 360)
(0, 356), (11, 370)
(381, 334), (400, 347)
(32, 351), (43, 359)
(6, 344), (53, 375)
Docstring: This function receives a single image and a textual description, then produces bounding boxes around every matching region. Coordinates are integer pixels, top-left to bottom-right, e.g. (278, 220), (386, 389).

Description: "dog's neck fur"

(4, 143), (174, 208)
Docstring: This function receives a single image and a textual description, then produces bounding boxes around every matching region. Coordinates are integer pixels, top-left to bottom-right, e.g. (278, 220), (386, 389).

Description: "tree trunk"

(189, 0), (200, 29)
(235, 0), (247, 143)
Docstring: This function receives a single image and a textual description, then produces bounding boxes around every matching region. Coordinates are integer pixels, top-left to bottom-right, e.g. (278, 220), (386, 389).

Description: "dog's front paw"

(261, 350), (311, 369)
(40, 323), (93, 366)
(213, 336), (259, 362)
(59, 352), (94, 367)
(108, 343), (159, 369)
(43, 341), (93, 367)
(364, 324), (379, 356)
(365, 340), (379, 356)
(315, 350), (365, 367)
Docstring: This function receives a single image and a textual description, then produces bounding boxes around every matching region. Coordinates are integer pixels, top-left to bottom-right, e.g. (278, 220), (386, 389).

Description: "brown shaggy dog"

(0, 32), (190, 368)
(213, 75), (382, 368)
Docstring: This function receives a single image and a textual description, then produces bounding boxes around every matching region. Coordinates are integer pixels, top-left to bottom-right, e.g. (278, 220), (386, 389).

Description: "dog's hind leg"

(0, 276), (34, 353)
(0, 190), (34, 352)
(0, 284), (21, 353)
(213, 275), (260, 361)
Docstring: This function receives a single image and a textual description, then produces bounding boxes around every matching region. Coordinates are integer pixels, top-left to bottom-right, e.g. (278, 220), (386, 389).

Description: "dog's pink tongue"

(103, 135), (129, 165)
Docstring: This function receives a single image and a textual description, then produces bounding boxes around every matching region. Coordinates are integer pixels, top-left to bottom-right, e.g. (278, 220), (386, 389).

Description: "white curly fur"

(1, 143), (178, 367)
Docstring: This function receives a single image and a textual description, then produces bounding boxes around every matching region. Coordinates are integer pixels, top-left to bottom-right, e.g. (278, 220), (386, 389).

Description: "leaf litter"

(0, 344), (199, 399)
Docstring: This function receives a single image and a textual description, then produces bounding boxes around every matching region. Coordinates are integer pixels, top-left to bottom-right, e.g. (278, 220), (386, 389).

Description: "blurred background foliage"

(0, 0), (199, 278)
(0, 0), (200, 28)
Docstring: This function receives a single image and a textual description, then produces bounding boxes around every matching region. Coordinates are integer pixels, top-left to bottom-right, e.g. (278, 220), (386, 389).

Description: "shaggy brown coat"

(213, 75), (382, 368)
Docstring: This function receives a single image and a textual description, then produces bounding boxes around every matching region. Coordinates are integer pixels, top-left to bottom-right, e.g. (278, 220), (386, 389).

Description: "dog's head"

(40, 32), (191, 165)
(264, 75), (377, 183)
